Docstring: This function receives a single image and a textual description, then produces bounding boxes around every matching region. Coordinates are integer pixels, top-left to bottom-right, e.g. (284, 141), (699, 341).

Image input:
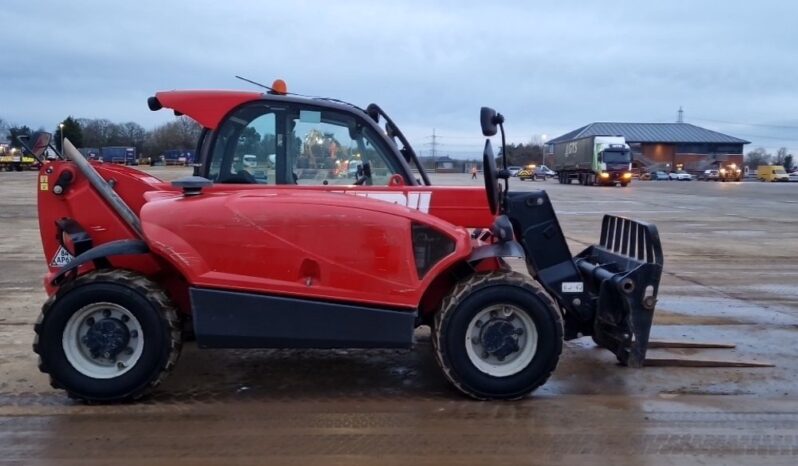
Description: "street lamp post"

(540, 134), (548, 165)
(59, 123), (65, 153)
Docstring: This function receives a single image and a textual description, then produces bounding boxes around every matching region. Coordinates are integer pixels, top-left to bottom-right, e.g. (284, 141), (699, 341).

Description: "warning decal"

(50, 247), (75, 268)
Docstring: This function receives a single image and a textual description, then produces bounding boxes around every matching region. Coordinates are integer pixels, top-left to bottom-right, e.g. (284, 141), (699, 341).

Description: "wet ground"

(1, 168), (797, 464)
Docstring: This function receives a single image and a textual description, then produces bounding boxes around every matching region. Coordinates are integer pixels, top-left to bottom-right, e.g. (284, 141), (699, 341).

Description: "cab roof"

(148, 90), (370, 130)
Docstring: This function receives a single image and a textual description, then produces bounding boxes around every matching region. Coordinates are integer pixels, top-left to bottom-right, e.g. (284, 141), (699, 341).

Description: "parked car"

(242, 154), (258, 169)
(651, 171), (669, 180)
(639, 172), (652, 181)
(700, 169), (720, 181)
(508, 166), (523, 177)
(669, 171), (693, 181)
(788, 171), (798, 182)
(535, 165), (556, 179)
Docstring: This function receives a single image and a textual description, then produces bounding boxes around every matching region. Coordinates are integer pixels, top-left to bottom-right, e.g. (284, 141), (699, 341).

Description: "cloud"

(2, 0), (797, 153)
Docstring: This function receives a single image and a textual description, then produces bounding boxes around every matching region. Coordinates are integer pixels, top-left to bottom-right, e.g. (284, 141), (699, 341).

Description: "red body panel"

(193, 184), (494, 229)
(155, 91), (263, 130)
(38, 162), (167, 293)
(142, 189), (472, 308)
(38, 163), (495, 311)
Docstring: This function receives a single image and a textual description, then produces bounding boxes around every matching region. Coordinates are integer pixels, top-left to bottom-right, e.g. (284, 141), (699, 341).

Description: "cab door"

(198, 100), (413, 187)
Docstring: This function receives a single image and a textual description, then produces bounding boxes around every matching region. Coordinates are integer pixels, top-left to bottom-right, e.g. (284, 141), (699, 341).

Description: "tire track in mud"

(3, 405), (798, 459)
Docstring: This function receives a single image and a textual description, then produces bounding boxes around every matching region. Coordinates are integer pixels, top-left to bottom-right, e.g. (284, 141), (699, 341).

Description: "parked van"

(757, 165), (789, 182)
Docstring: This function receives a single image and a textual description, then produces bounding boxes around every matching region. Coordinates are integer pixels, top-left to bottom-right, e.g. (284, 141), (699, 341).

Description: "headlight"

(720, 169), (727, 174)
(600, 172), (610, 178)
(622, 172), (632, 179)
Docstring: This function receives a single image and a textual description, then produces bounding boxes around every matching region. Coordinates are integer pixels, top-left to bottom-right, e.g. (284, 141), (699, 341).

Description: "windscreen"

(602, 150), (631, 164)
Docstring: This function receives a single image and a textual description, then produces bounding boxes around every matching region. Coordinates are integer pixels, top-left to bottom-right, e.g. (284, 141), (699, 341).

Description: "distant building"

(546, 123), (749, 173)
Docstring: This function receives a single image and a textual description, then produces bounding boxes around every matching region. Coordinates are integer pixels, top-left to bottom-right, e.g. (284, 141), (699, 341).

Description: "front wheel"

(432, 272), (563, 400)
(33, 270), (182, 402)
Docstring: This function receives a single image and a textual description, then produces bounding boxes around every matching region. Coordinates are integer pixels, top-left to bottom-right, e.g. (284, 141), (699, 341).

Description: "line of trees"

(1, 115), (201, 159)
(745, 147), (794, 172)
(501, 135), (547, 167)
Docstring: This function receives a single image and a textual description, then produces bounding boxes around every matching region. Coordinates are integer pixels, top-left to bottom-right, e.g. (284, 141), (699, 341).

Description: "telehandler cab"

(31, 82), (663, 401)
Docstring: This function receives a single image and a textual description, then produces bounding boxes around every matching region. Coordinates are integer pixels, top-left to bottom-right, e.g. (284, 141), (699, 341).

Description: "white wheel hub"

(62, 302), (144, 379)
(465, 304), (538, 377)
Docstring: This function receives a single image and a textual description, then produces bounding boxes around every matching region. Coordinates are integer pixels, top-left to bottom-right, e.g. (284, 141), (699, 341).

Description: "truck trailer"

(551, 136), (633, 186)
(101, 146), (137, 165)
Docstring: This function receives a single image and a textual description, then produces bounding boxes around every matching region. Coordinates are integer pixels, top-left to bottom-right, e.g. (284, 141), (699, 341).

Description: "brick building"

(546, 123), (749, 173)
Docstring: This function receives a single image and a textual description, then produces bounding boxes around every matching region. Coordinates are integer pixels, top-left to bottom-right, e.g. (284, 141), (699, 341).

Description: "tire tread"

(32, 269), (182, 402)
(432, 271), (563, 400)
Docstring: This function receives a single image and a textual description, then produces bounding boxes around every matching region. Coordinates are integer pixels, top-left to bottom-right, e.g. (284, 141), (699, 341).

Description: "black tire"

(33, 270), (182, 402)
(432, 271), (563, 400)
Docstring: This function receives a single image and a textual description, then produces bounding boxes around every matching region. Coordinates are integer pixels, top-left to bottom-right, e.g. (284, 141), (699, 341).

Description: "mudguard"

(468, 241), (525, 263)
(51, 240), (150, 286)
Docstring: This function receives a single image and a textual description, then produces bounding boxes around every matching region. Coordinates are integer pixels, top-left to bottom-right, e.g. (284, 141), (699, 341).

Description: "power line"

(714, 131), (798, 142)
(423, 134), (485, 140)
(690, 117), (798, 130)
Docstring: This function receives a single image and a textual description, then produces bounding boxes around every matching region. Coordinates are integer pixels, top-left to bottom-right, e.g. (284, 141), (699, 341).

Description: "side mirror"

(30, 132), (52, 158)
(480, 107), (506, 137)
(480, 107), (498, 136)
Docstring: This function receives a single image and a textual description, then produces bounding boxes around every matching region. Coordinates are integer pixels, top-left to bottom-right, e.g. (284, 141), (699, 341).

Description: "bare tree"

(744, 147), (771, 169)
(120, 122), (146, 152)
(143, 117), (201, 158)
(772, 147), (789, 165)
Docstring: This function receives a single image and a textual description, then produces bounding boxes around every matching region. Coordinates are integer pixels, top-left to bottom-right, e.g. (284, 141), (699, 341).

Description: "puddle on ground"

(655, 296), (798, 326)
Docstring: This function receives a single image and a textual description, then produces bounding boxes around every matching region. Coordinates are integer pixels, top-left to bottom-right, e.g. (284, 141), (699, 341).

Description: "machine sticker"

(561, 282), (584, 293)
(39, 175), (48, 191)
(50, 247), (74, 268)
(335, 191), (432, 214)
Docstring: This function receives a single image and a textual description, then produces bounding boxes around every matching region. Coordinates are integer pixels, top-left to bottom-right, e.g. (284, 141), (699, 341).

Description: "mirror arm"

(499, 122), (509, 212)
(499, 122), (507, 170)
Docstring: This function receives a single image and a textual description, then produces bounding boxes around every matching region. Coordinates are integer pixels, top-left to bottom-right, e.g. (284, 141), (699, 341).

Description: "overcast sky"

(2, 0), (797, 156)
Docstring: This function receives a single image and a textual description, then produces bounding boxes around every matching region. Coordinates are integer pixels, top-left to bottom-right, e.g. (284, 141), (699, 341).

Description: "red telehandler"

(30, 82), (663, 401)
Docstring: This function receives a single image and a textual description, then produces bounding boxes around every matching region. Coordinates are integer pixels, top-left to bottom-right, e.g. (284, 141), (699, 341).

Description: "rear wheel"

(34, 270), (182, 402)
(432, 272), (563, 400)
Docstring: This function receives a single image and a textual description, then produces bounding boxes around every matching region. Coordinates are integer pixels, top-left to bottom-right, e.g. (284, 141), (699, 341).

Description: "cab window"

(286, 109), (398, 185)
(208, 103), (278, 184)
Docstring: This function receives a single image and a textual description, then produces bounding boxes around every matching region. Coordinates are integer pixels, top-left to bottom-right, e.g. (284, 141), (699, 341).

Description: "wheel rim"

(62, 302), (144, 379)
(464, 304), (538, 377)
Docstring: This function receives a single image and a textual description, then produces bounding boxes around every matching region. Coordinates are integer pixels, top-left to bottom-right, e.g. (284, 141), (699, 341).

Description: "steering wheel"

(482, 140), (500, 215)
(221, 169), (257, 184)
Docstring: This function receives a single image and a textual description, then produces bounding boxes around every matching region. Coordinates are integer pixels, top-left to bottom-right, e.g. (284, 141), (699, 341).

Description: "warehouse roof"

(547, 122), (750, 145)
